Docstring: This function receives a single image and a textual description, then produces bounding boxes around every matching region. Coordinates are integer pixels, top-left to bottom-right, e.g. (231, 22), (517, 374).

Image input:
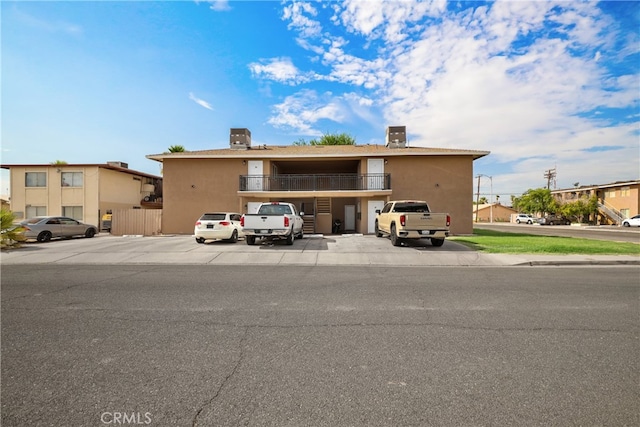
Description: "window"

(62, 206), (83, 220)
(620, 187), (630, 197)
(620, 208), (630, 218)
(25, 172), (46, 187)
(605, 189), (616, 198)
(26, 206), (46, 218)
(62, 172), (83, 187)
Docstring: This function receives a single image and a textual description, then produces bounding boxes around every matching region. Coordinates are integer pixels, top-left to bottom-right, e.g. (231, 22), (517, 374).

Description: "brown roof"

(147, 144), (490, 161)
(0, 163), (162, 179)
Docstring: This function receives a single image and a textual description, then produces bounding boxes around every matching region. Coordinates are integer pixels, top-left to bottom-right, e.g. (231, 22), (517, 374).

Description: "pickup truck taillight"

(284, 216), (290, 227)
(240, 216), (245, 227)
(400, 215), (406, 226)
(446, 215), (451, 227)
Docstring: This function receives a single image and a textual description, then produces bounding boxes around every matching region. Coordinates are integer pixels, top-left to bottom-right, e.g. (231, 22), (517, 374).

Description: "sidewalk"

(1, 234), (638, 266)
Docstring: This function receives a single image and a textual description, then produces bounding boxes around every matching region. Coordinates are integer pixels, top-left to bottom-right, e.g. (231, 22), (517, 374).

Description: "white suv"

(515, 214), (536, 224)
(194, 212), (244, 243)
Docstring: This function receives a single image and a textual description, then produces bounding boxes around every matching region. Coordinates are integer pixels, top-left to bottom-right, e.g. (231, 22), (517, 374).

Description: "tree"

(50, 160), (67, 165)
(292, 132), (356, 146)
(559, 195), (598, 223)
(1, 209), (25, 249)
(167, 145), (185, 153)
(512, 188), (555, 215)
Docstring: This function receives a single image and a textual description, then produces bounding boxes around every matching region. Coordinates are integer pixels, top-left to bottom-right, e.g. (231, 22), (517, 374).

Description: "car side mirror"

(300, 211), (304, 216)
(375, 209), (381, 214)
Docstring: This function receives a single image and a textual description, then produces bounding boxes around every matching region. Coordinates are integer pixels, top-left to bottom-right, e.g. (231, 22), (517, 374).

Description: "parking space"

(1, 233), (498, 267)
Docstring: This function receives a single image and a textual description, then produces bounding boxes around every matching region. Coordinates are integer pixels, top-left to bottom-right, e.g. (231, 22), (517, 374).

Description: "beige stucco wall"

(97, 169), (149, 217)
(8, 165), (158, 227)
(161, 153), (478, 235)
(9, 166), (101, 225)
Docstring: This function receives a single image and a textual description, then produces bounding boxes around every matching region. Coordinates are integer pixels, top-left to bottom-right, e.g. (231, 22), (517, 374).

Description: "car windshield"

(200, 213), (227, 221)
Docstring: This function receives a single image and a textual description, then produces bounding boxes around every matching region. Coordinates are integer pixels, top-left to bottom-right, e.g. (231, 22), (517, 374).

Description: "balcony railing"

(239, 173), (391, 192)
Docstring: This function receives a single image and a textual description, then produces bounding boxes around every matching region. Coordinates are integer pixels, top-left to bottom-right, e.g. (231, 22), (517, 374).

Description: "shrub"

(1, 209), (26, 249)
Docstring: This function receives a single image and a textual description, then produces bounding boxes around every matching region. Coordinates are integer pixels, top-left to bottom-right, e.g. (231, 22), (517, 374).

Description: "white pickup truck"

(375, 200), (450, 247)
(241, 202), (304, 245)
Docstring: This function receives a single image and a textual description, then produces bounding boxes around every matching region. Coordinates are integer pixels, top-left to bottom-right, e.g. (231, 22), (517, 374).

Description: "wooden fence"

(111, 209), (162, 236)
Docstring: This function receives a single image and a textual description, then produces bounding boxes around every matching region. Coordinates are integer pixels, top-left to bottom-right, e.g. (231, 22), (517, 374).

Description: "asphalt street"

(2, 264), (638, 426)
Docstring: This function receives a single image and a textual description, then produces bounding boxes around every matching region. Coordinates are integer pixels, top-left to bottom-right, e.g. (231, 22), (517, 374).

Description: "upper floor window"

(25, 172), (46, 187)
(62, 172), (83, 187)
(605, 189), (616, 198)
(620, 187), (630, 197)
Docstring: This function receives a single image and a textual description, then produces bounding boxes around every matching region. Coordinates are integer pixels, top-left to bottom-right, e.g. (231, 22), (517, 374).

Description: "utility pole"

(544, 167), (557, 189)
(475, 175), (481, 223)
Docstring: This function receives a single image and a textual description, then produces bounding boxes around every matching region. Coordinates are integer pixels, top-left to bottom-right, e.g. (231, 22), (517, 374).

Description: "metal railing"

(598, 201), (624, 225)
(239, 173), (391, 192)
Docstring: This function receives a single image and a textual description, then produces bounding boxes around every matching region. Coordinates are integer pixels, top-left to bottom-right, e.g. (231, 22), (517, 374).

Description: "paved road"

(475, 222), (640, 243)
(2, 265), (638, 426)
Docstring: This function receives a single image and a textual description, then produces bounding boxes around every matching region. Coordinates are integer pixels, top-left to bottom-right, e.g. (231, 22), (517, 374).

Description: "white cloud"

(249, 57), (313, 85)
(189, 92), (214, 110)
(265, 0), (638, 194)
(206, 1), (231, 12)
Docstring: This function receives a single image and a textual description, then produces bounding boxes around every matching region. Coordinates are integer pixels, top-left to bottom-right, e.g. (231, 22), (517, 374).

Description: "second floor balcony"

(239, 173), (391, 192)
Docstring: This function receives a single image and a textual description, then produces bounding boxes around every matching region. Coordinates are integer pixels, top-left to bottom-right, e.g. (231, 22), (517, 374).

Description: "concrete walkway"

(2, 234), (638, 266)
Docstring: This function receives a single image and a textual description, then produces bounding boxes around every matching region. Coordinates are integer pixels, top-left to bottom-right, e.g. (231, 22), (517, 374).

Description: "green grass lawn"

(450, 229), (640, 255)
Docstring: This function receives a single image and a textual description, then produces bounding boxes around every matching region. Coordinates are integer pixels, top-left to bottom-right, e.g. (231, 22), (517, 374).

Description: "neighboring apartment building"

(1, 162), (162, 228)
(551, 180), (640, 225)
(147, 127), (490, 235)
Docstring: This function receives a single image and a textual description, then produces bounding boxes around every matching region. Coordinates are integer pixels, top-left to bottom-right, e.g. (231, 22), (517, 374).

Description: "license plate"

(206, 224), (214, 229)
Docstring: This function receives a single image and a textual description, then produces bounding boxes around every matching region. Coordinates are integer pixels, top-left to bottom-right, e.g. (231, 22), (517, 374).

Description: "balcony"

(239, 173), (391, 192)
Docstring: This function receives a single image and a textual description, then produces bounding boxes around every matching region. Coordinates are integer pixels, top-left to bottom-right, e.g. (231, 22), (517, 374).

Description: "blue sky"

(2, 0), (639, 202)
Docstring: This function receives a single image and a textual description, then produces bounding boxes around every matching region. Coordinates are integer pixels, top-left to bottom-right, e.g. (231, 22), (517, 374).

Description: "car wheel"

(516, 219), (521, 224)
(390, 224), (402, 247)
(246, 236), (256, 245)
(227, 230), (238, 243)
(195, 237), (205, 244)
(375, 222), (382, 237)
(623, 222), (630, 227)
(431, 238), (445, 247)
(37, 231), (52, 242)
(549, 221), (554, 226)
(85, 228), (96, 238)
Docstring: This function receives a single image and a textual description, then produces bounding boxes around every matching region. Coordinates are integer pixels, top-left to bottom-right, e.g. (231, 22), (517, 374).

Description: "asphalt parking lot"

(2, 233), (638, 266)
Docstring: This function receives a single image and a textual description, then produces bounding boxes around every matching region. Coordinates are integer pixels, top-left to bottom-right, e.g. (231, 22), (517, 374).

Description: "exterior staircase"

(598, 202), (624, 225)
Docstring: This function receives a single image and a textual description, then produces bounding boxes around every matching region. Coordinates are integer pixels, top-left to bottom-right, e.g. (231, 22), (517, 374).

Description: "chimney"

(385, 126), (406, 149)
(230, 128), (251, 150)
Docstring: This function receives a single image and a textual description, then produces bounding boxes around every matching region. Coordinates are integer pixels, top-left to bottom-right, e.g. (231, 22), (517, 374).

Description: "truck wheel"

(431, 238), (445, 247)
(286, 232), (294, 245)
(390, 224), (402, 247)
(246, 236), (256, 245)
(375, 221), (382, 237)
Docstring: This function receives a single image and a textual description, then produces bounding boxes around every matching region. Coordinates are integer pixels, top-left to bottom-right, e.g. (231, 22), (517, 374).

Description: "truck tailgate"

(404, 213), (449, 229)
(243, 214), (287, 230)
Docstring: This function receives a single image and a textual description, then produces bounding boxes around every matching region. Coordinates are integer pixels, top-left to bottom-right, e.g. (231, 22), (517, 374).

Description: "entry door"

(247, 160), (263, 191)
(247, 202), (262, 214)
(344, 205), (356, 232)
(367, 200), (385, 234)
(367, 159), (384, 190)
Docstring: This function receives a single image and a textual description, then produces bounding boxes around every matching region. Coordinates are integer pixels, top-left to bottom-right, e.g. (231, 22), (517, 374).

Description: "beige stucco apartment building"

(551, 180), (640, 225)
(1, 162), (162, 228)
(147, 127), (490, 235)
